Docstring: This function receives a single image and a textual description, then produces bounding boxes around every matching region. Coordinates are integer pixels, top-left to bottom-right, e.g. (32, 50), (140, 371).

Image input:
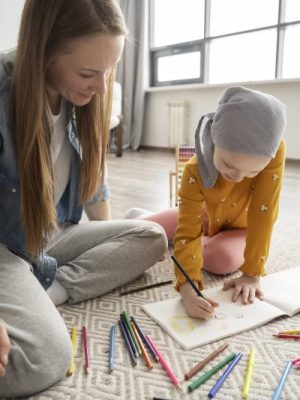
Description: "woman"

(0, 0), (167, 397)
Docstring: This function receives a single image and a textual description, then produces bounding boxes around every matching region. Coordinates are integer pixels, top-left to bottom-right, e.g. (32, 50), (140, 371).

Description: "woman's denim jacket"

(0, 51), (109, 289)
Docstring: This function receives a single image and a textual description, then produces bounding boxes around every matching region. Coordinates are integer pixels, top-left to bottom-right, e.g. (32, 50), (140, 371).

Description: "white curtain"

(117, 0), (149, 150)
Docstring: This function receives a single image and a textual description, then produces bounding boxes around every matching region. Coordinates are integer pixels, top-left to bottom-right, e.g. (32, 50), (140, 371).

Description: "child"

(128, 86), (286, 320)
(0, 1), (166, 397)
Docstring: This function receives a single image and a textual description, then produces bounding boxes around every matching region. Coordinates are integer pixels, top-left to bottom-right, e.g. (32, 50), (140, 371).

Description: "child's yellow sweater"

(174, 140), (286, 289)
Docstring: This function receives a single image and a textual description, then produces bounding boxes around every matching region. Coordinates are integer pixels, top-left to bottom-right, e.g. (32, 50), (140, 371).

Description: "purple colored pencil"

(118, 320), (137, 367)
(131, 317), (159, 361)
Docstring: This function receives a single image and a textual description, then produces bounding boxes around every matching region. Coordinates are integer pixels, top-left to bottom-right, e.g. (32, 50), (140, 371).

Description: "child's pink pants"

(134, 207), (246, 275)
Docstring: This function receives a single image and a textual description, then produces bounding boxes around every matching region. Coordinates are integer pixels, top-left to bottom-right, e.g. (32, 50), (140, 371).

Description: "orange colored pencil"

(131, 322), (153, 369)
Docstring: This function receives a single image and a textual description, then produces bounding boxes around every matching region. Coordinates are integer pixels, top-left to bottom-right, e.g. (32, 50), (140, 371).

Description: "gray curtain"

(117, 0), (148, 150)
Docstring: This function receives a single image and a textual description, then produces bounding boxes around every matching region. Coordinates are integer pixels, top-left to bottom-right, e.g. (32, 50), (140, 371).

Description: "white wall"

(143, 80), (300, 160)
(0, 0), (25, 51)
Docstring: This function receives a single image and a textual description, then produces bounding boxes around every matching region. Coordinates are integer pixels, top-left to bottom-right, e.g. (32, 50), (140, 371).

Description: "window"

(150, 0), (300, 86)
(282, 24), (300, 78)
(209, 29), (277, 84)
(150, 0), (205, 86)
(152, 0), (204, 47)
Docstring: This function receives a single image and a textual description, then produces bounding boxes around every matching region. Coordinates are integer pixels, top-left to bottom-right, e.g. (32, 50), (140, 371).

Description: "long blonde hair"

(11, 0), (127, 256)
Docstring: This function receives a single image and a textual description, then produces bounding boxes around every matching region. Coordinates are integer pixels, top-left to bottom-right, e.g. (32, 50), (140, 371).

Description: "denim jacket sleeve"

(84, 167), (110, 206)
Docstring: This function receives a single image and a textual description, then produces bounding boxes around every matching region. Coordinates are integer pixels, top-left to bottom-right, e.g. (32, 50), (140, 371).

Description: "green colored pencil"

(188, 353), (236, 392)
(121, 311), (142, 356)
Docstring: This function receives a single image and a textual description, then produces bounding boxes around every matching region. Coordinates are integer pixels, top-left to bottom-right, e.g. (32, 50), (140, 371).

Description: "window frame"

(150, 41), (205, 86)
(149, 0), (300, 87)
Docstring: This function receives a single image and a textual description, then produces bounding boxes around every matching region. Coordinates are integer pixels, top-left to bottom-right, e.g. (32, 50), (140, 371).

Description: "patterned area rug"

(28, 217), (300, 400)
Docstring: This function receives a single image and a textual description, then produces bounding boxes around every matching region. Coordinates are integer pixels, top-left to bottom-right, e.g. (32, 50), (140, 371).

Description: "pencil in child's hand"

(171, 255), (205, 298)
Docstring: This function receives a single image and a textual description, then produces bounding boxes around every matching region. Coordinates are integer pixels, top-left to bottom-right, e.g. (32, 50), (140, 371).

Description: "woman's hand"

(180, 281), (219, 319)
(223, 274), (264, 304)
(0, 321), (11, 377)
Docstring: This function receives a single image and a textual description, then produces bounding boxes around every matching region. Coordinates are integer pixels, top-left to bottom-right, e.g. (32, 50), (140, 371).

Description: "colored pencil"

(153, 398), (172, 400)
(146, 335), (182, 390)
(120, 280), (173, 296)
(273, 334), (300, 339)
(131, 322), (153, 369)
(121, 311), (142, 355)
(294, 361), (300, 368)
(184, 343), (229, 380)
(82, 326), (90, 374)
(208, 352), (242, 398)
(242, 347), (256, 399)
(188, 353), (236, 393)
(272, 361), (292, 400)
(108, 325), (116, 373)
(171, 255), (205, 298)
(119, 316), (138, 358)
(118, 320), (137, 367)
(292, 357), (300, 364)
(277, 330), (300, 335)
(67, 326), (77, 376)
(131, 317), (159, 362)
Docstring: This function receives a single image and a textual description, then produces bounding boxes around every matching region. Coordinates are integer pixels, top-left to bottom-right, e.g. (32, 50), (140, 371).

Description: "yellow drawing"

(170, 315), (196, 334)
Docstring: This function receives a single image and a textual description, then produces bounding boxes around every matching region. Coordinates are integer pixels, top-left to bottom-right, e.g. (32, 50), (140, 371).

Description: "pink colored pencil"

(292, 357), (300, 364)
(82, 326), (90, 374)
(146, 335), (182, 390)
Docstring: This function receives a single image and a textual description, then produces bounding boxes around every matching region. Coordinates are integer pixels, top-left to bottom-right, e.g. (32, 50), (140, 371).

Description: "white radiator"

(167, 101), (189, 147)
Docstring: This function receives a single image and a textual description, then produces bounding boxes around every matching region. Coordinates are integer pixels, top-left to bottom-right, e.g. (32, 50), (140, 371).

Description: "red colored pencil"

(273, 333), (300, 340)
(82, 326), (90, 373)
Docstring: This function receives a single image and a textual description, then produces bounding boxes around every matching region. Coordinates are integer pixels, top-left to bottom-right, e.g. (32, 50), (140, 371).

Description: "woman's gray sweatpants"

(0, 219), (167, 398)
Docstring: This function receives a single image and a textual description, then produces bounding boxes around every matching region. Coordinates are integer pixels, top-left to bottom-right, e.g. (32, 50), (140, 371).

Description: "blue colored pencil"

(208, 352), (243, 398)
(118, 320), (137, 367)
(272, 361), (293, 400)
(108, 325), (116, 373)
(131, 317), (159, 361)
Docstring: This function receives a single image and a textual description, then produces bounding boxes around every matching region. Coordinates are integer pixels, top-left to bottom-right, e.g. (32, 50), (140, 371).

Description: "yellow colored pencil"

(67, 326), (77, 376)
(278, 330), (300, 335)
(242, 347), (256, 399)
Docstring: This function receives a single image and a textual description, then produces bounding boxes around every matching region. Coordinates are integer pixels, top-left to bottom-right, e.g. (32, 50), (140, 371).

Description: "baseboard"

(286, 158), (300, 165)
(139, 145), (175, 153)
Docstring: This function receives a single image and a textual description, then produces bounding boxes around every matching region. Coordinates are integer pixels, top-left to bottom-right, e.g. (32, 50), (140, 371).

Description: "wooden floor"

(107, 149), (300, 222)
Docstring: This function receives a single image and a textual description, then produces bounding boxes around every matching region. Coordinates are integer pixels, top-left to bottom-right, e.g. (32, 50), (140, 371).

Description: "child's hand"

(223, 274), (264, 304)
(0, 320), (10, 377)
(180, 281), (219, 319)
